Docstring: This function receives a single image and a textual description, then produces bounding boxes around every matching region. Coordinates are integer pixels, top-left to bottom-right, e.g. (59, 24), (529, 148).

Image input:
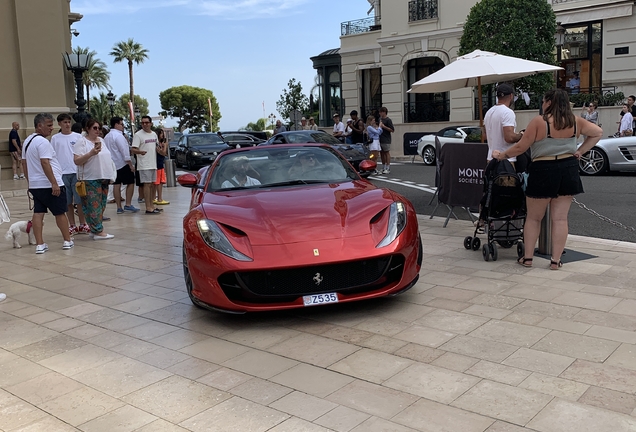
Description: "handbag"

(76, 160), (87, 197)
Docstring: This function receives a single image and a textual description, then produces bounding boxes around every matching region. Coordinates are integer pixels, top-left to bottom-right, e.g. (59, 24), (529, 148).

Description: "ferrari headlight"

(191, 151), (201, 156)
(376, 202), (407, 248)
(197, 220), (252, 261)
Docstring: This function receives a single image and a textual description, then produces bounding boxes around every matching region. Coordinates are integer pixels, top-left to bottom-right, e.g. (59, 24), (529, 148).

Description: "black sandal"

(517, 257), (533, 267)
(550, 258), (563, 270)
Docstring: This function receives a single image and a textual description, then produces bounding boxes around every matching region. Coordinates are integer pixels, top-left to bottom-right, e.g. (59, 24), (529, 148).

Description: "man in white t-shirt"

(332, 113), (345, 142)
(105, 116), (139, 214)
(483, 84), (524, 163)
(22, 113), (73, 253)
(51, 113), (89, 235)
(131, 115), (160, 214)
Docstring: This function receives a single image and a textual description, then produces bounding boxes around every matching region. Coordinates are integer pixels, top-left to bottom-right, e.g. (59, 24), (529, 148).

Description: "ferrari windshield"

(208, 146), (359, 191)
(188, 134), (224, 146)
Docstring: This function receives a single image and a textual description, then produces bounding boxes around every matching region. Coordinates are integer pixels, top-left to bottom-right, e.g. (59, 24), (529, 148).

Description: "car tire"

(183, 244), (206, 310)
(579, 147), (608, 176)
(186, 156), (196, 171)
(421, 146), (436, 166)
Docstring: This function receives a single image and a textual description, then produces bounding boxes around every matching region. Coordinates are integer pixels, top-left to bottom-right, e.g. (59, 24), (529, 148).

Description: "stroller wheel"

(482, 244), (490, 262)
(490, 243), (498, 261)
(517, 241), (525, 259)
(471, 237), (481, 251)
(464, 236), (473, 250)
(497, 240), (514, 249)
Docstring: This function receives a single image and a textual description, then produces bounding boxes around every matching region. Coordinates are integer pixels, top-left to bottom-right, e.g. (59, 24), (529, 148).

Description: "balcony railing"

(341, 16), (381, 36)
(408, 0), (438, 22)
(404, 100), (450, 123)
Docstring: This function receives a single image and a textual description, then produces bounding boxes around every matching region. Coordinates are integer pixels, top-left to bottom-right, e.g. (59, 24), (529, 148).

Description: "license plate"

(302, 293), (338, 307)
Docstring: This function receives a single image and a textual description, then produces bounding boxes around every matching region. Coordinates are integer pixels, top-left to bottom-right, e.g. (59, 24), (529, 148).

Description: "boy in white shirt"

(132, 115), (161, 214)
(50, 113), (89, 235)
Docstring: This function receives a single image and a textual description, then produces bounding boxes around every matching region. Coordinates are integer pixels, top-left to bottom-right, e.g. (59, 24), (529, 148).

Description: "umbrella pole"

(478, 77), (485, 143)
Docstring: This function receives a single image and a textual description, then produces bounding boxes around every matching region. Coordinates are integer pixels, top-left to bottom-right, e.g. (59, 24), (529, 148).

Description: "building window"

(328, 69), (342, 122)
(405, 57), (449, 123)
(408, 0), (438, 22)
(361, 68), (382, 120)
(557, 22), (602, 94)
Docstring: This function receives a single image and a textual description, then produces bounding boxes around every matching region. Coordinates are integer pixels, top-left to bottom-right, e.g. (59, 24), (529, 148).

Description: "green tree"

(73, 46), (111, 111)
(276, 79), (309, 124)
(459, 0), (556, 107)
(159, 85), (221, 133)
(117, 93), (149, 130)
(109, 38), (149, 112)
(244, 118), (267, 131)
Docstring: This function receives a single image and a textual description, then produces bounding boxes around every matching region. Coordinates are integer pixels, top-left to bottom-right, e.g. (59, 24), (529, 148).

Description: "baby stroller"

(464, 158), (526, 261)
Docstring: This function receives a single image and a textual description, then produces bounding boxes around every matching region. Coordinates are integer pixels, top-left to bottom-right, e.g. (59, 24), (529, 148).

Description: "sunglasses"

(300, 155), (315, 160)
(90, 126), (100, 130)
(141, 121), (151, 124)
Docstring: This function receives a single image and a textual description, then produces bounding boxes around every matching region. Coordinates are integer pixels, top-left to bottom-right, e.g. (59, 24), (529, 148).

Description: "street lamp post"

(268, 113), (276, 129)
(106, 91), (116, 118)
(63, 52), (90, 125)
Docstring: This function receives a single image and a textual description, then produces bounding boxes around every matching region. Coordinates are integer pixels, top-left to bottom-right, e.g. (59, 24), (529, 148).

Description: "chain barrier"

(572, 197), (636, 232)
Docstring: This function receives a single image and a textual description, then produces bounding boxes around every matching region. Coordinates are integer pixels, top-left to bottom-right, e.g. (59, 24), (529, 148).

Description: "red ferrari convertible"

(178, 144), (422, 313)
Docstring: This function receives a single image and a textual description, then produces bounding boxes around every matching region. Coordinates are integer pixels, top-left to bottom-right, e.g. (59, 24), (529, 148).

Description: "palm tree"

(109, 39), (149, 113)
(89, 92), (111, 124)
(72, 46), (111, 111)
(245, 118), (267, 131)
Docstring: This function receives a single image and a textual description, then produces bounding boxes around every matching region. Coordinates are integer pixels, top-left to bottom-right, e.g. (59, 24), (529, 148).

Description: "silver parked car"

(579, 136), (636, 176)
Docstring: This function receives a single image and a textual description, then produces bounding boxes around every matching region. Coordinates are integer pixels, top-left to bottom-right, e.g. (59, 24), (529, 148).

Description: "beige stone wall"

(0, 0), (77, 179)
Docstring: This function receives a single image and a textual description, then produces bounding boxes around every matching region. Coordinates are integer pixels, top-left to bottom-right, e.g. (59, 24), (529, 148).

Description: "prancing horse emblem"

(313, 273), (323, 286)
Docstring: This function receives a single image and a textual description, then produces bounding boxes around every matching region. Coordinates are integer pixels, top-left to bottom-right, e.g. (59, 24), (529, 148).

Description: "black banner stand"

(430, 141), (488, 227)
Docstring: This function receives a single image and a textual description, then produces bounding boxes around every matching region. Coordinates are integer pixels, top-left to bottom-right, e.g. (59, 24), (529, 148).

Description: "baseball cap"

(347, 119), (353, 123)
(301, 117), (306, 121)
(496, 83), (514, 97)
(332, 113), (340, 118)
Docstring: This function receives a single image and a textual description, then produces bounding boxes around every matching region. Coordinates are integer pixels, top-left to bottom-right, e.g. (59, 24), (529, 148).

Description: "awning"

(557, 3), (632, 24)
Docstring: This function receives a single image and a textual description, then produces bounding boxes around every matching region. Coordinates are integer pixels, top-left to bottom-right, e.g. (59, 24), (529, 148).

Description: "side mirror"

(358, 159), (377, 173)
(177, 173), (203, 189)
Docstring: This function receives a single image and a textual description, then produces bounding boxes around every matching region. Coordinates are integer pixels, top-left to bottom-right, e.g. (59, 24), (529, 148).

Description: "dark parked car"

(174, 133), (230, 170)
(262, 130), (373, 176)
(168, 132), (183, 159)
(219, 130), (268, 141)
(218, 132), (266, 148)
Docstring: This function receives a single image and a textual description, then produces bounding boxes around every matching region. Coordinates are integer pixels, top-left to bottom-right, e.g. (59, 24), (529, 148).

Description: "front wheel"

(482, 243), (490, 262)
(579, 147), (608, 176)
(183, 244), (205, 309)
(464, 236), (473, 250)
(421, 146), (436, 165)
(186, 156), (196, 171)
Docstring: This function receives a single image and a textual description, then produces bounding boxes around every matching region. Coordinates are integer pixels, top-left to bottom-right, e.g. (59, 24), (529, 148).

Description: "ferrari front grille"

(219, 256), (405, 303)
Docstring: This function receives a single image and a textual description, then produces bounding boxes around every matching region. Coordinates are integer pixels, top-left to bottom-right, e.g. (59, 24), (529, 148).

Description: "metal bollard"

(538, 204), (551, 255)
(165, 159), (177, 188)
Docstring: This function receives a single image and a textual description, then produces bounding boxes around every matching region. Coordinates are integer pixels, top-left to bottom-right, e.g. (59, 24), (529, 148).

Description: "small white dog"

(4, 220), (35, 249)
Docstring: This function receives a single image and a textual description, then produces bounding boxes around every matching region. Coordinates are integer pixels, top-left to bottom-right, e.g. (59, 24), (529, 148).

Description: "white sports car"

(417, 126), (483, 165)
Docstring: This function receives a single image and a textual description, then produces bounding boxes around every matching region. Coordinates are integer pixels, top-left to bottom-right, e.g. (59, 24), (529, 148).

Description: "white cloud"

(71, 0), (191, 16)
(196, 0), (308, 18)
(72, 0), (308, 19)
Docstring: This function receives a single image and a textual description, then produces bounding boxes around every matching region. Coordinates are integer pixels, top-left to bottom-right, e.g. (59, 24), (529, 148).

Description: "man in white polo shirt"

(105, 116), (139, 214)
(22, 113), (73, 253)
(131, 115), (161, 214)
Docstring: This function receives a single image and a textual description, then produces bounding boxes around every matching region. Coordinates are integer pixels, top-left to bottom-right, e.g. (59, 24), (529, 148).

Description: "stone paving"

(2, 179), (636, 431)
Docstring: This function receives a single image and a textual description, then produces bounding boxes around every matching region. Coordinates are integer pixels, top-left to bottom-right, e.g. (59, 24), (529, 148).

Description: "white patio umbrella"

(408, 50), (563, 135)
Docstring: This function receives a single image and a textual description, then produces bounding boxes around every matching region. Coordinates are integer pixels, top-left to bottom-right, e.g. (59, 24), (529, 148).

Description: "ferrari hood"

(201, 182), (395, 246)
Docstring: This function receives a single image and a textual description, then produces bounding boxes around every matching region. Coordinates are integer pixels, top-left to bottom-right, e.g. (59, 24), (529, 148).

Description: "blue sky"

(71, 0), (374, 130)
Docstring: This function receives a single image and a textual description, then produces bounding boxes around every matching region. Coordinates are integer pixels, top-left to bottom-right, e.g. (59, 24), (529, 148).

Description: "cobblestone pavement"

(2, 179), (636, 431)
